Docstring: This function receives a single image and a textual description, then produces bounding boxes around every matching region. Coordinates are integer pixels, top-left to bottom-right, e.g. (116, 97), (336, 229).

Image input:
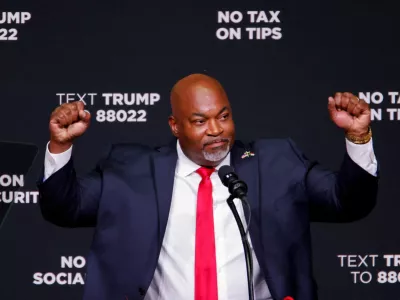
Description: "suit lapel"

(230, 141), (259, 228)
(152, 140), (178, 248)
(231, 141), (281, 300)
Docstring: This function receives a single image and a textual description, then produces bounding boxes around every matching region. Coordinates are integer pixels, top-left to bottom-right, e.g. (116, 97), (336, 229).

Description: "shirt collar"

(176, 140), (231, 177)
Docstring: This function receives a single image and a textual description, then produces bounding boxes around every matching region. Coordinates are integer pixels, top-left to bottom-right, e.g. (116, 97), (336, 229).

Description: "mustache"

(203, 138), (230, 148)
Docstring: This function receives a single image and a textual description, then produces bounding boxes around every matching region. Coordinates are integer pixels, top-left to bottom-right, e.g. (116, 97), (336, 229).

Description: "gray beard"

(202, 144), (230, 162)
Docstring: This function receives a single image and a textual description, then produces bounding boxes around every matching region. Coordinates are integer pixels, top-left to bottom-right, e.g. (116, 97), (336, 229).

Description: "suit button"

(138, 287), (146, 296)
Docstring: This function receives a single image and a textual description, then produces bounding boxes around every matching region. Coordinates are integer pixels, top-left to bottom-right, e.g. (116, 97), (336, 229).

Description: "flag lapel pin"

(241, 150), (255, 159)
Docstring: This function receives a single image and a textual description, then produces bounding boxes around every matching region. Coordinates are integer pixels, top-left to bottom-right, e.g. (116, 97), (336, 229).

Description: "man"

(38, 74), (378, 300)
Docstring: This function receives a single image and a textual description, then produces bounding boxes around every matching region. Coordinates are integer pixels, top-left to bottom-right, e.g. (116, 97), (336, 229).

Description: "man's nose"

(206, 119), (223, 136)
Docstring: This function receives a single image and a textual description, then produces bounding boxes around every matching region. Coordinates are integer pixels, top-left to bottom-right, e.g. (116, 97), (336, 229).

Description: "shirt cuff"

(345, 138), (378, 177)
(44, 142), (73, 181)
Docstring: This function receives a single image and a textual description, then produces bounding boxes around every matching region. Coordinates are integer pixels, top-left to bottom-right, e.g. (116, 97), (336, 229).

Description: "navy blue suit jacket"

(37, 138), (378, 300)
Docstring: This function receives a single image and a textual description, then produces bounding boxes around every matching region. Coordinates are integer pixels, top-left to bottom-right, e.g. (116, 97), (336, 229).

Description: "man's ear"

(168, 115), (179, 137)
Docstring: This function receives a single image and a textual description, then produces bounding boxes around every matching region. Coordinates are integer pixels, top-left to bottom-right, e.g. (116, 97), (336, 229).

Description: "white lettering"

(73, 256), (86, 268)
(359, 92), (383, 104)
(0, 12), (31, 24)
(337, 254), (379, 267)
(217, 11), (230, 23)
(247, 11), (280, 23)
(371, 108), (382, 121)
(61, 256), (86, 268)
(103, 93), (112, 105)
(0, 191), (39, 204)
(0, 174), (23, 187)
(33, 272), (85, 285)
(136, 94), (149, 105)
(246, 27), (280, 40)
(61, 256), (73, 269)
(21, 12), (31, 23)
(150, 93), (160, 105)
(217, 11), (242, 23)
(102, 93), (161, 105)
(269, 11), (280, 23)
(388, 92), (400, 104)
(216, 28), (241, 40)
(387, 108), (400, 120)
(383, 254), (400, 267)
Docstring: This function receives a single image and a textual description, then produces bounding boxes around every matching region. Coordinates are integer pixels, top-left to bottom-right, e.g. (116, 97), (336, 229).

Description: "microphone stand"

(226, 194), (254, 300)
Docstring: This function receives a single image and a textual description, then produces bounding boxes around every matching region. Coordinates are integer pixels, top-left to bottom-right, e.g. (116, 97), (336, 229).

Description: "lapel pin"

(283, 297), (294, 300)
(241, 150), (255, 159)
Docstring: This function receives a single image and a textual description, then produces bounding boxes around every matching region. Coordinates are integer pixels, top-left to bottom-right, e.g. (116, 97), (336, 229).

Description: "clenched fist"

(49, 101), (91, 153)
(328, 92), (371, 137)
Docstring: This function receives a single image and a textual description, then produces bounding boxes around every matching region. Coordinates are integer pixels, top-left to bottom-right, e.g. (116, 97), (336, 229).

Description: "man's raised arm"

(37, 101), (104, 228)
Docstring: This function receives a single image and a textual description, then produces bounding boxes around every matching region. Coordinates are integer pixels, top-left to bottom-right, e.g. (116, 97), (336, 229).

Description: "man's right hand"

(49, 101), (91, 153)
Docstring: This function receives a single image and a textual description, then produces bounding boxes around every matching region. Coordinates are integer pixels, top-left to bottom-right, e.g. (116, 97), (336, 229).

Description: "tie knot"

(196, 167), (215, 179)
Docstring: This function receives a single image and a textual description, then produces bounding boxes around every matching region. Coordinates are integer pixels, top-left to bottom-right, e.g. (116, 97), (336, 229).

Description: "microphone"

(218, 165), (254, 300)
(218, 165), (248, 200)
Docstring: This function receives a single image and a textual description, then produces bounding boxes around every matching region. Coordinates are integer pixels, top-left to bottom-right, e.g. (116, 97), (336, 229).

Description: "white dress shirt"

(43, 139), (378, 300)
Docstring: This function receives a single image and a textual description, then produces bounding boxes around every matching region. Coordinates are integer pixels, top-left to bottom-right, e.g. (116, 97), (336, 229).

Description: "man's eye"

(194, 120), (205, 125)
(220, 114), (229, 120)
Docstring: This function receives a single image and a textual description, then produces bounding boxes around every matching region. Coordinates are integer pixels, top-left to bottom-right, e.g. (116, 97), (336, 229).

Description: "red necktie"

(195, 167), (218, 300)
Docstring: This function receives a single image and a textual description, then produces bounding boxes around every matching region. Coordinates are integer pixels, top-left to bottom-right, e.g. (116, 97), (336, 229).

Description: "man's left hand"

(328, 92), (371, 137)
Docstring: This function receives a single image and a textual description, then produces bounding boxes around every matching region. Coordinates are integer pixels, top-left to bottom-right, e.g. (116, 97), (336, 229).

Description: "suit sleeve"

(287, 138), (379, 222)
(37, 145), (113, 228)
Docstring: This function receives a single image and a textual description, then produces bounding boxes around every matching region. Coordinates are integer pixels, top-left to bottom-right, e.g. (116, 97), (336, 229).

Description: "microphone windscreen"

(218, 165), (235, 186)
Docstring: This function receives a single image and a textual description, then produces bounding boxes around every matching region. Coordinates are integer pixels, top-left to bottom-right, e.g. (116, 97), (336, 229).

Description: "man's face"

(169, 84), (235, 167)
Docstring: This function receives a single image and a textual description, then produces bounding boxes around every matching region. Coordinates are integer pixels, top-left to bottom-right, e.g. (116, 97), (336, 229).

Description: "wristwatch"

(345, 127), (372, 144)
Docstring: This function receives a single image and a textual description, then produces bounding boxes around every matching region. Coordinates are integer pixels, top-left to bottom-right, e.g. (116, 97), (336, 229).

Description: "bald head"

(168, 73), (235, 167)
(170, 73), (227, 118)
